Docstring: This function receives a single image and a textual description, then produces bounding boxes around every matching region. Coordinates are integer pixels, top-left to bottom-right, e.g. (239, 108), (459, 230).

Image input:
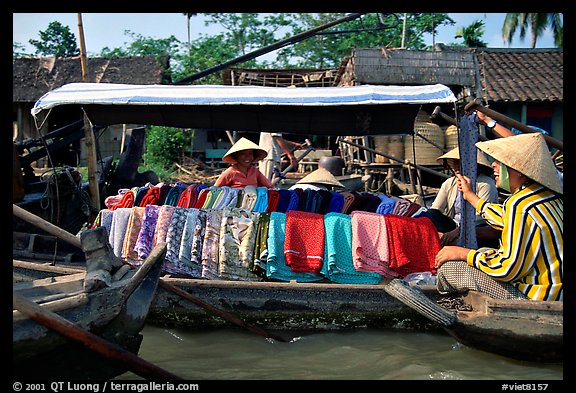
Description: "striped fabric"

(32, 83), (457, 115)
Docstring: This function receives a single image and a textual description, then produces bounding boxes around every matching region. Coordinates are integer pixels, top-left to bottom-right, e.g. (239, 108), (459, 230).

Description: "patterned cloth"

(152, 205), (176, 248)
(251, 212), (271, 278)
(437, 260), (528, 300)
(322, 213), (382, 284)
(163, 206), (189, 274)
(284, 210), (325, 274)
(350, 211), (399, 278)
(121, 206), (145, 265)
(266, 212), (323, 282)
(218, 207), (262, 281)
(201, 209), (223, 279)
(134, 204), (160, 261)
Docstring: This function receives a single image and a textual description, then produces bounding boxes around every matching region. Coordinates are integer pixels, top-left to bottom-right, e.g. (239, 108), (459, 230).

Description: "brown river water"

(116, 324), (563, 382)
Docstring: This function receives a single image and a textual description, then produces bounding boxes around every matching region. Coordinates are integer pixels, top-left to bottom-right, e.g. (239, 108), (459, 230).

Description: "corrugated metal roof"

(475, 48), (563, 103)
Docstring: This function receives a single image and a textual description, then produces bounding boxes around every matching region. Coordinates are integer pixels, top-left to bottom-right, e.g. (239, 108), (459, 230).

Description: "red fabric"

(284, 210), (325, 274)
(109, 190), (134, 210)
(138, 186), (160, 207)
(266, 189), (280, 212)
(384, 215), (440, 276)
(177, 185), (198, 208)
(193, 188), (210, 208)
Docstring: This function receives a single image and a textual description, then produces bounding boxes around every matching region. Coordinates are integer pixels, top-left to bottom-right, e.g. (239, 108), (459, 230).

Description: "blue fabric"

(322, 213), (382, 284)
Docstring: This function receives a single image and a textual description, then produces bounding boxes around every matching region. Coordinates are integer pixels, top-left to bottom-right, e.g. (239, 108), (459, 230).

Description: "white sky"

(13, 12), (558, 57)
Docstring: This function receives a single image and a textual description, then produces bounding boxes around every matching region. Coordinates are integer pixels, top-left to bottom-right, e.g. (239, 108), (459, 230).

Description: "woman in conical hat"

(289, 167), (345, 191)
(214, 137), (273, 188)
(434, 133), (563, 301)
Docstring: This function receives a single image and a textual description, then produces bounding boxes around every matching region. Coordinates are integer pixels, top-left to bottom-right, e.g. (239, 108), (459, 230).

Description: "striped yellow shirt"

(467, 182), (563, 301)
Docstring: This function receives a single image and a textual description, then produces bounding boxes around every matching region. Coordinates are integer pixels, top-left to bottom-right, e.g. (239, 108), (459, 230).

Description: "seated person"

(214, 137), (273, 188)
(431, 147), (499, 247)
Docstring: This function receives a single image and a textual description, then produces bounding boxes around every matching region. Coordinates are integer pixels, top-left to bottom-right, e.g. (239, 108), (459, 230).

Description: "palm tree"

(502, 13), (563, 48)
(455, 20), (487, 47)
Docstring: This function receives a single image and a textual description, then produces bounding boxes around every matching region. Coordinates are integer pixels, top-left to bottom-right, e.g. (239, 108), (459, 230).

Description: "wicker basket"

(404, 122), (444, 165)
(444, 125), (459, 150)
(373, 135), (404, 163)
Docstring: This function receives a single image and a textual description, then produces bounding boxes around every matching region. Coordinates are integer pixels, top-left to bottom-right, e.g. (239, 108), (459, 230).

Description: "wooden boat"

(25, 84), (562, 364)
(13, 204), (562, 364)
(383, 279), (563, 363)
(13, 232), (168, 380)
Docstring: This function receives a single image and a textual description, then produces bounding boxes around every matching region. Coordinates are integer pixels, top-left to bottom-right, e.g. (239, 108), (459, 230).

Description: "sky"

(13, 12), (558, 58)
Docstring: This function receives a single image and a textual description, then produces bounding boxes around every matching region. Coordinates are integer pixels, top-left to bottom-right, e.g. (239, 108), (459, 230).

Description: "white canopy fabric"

(32, 83), (457, 136)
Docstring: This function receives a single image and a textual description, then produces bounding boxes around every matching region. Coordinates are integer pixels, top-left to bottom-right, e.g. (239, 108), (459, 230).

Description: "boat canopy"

(32, 82), (456, 136)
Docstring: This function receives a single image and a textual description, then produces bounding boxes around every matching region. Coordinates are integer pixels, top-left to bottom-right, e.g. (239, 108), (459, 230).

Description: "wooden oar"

(13, 292), (182, 380)
(14, 203), (291, 342)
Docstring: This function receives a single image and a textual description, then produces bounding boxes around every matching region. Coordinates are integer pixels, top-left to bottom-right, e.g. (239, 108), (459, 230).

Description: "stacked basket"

(404, 121), (445, 165)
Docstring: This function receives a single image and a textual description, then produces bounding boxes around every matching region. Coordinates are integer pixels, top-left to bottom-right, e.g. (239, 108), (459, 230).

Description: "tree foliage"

(455, 20), (487, 48)
(28, 21), (79, 57)
(502, 13), (563, 48)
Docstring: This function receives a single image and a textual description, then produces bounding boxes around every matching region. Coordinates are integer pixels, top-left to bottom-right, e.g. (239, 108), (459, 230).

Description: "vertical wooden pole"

(77, 13), (101, 215)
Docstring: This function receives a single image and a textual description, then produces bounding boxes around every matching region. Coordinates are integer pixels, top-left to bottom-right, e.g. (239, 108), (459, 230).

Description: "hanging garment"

(134, 204), (161, 260)
(266, 212), (323, 282)
(251, 212), (271, 278)
(120, 206), (145, 265)
(284, 210), (325, 274)
(164, 206), (190, 274)
(384, 215), (441, 277)
(108, 207), (132, 258)
(201, 208), (223, 280)
(152, 205), (176, 248)
(350, 210), (400, 278)
(322, 212), (383, 284)
(218, 207), (262, 281)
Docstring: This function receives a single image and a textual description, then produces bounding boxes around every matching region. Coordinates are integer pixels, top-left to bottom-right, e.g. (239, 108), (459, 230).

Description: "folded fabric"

(201, 208), (223, 280)
(108, 207), (132, 258)
(384, 215), (440, 277)
(350, 210), (400, 278)
(284, 210), (325, 274)
(322, 212), (382, 284)
(218, 207), (261, 281)
(121, 206), (145, 265)
(266, 212), (322, 282)
(134, 204), (160, 260)
(266, 189), (280, 213)
(164, 206), (190, 274)
(326, 191), (344, 213)
(139, 186), (161, 207)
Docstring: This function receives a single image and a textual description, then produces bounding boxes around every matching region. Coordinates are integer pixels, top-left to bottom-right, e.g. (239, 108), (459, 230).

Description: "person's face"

(491, 161), (501, 188)
(236, 150), (255, 166)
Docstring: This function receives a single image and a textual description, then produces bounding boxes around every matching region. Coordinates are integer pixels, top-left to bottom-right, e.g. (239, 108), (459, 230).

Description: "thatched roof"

(13, 55), (170, 103)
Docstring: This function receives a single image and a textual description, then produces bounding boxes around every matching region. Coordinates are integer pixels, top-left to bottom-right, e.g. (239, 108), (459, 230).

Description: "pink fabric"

(350, 211), (400, 278)
(384, 215), (440, 276)
(284, 210), (324, 274)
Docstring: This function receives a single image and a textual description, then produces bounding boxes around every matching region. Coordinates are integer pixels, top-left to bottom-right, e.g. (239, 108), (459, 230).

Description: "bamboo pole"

(76, 13), (101, 215)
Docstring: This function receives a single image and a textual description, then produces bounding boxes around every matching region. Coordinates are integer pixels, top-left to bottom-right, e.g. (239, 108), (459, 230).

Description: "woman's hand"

(435, 245), (471, 268)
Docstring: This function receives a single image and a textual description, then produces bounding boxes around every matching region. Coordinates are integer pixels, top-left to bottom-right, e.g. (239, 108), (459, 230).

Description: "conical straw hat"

(222, 137), (268, 164)
(475, 133), (562, 195)
(296, 167), (345, 188)
(436, 146), (493, 169)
